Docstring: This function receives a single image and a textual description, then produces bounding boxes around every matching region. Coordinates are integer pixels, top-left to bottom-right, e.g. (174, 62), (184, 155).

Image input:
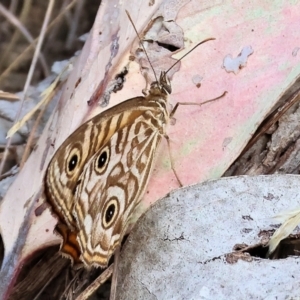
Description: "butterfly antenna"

(165, 38), (216, 74)
(126, 10), (159, 84)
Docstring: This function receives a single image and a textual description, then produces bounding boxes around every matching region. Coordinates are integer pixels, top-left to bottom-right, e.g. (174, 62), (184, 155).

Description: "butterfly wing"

(45, 94), (168, 266)
(73, 105), (165, 267)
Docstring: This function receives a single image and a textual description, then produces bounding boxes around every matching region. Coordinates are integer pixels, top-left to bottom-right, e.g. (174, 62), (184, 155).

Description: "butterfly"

(44, 11), (225, 268)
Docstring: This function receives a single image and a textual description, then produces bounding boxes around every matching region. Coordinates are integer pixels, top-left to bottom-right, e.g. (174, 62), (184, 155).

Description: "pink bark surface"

(141, 0), (300, 207)
(0, 0), (299, 294)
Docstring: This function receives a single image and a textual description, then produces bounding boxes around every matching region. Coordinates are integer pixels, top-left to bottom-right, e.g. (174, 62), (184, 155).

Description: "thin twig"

(75, 264), (114, 300)
(0, 2), (49, 76)
(66, 0), (85, 49)
(110, 247), (120, 300)
(0, 0), (77, 84)
(0, 0), (55, 175)
(19, 100), (47, 169)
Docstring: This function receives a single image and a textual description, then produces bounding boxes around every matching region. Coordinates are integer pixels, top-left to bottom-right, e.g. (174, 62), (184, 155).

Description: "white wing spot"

(84, 214), (93, 234)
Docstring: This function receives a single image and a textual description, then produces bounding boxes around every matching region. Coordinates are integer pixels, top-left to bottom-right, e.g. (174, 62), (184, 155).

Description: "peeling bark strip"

(133, 0), (192, 86)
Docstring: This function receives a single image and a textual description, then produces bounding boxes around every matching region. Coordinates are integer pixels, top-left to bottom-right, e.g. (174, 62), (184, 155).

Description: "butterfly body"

(45, 73), (171, 267)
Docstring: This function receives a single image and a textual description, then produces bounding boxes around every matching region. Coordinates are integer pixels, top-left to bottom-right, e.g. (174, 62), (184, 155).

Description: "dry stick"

(59, 270), (83, 300)
(73, 272), (90, 297)
(75, 264), (114, 300)
(0, 166), (18, 181)
(8, 0), (18, 14)
(0, 0), (55, 175)
(62, 0), (74, 26)
(49, 0), (73, 40)
(110, 247), (121, 300)
(32, 272), (59, 300)
(240, 88), (300, 157)
(19, 100), (48, 169)
(0, 0), (77, 84)
(0, 91), (19, 101)
(0, 2), (49, 75)
(66, 0), (85, 49)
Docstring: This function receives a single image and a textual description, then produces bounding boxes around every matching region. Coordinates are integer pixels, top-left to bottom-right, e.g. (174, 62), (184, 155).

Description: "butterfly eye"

(66, 147), (81, 175)
(102, 198), (119, 229)
(106, 204), (115, 223)
(98, 151), (107, 168)
(95, 146), (110, 174)
(69, 154), (78, 171)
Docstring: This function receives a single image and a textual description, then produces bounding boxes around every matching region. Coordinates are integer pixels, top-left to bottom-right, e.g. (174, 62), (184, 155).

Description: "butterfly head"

(149, 71), (172, 97)
(159, 71), (172, 94)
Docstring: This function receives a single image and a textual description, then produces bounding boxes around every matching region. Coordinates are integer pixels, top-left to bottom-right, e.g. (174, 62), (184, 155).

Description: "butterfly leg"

(169, 91), (227, 118)
(164, 134), (183, 187)
(166, 91), (227, 186)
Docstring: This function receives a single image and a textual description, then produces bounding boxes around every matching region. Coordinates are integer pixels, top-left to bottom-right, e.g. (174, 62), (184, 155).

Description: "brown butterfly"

(45, 11), (225, 268)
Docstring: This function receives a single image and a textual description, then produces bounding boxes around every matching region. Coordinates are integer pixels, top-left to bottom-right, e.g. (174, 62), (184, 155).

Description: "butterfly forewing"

(45, 121), (100, 230)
